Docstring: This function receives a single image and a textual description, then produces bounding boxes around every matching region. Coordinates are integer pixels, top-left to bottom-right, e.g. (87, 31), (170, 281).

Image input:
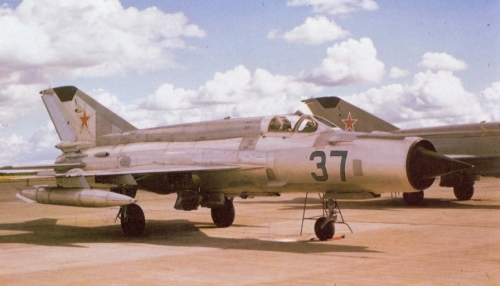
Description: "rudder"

(41, 86), (137, 143)
(303, 97), (399, 132)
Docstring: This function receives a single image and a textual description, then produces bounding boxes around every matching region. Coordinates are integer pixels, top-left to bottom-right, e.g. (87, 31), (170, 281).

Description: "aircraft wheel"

(120, 204), (145, 237)
(403, 191), (424, 206)
(454, 184), (474, 201)
(314, 217), (335, 241)
(211, 198), (235, 227)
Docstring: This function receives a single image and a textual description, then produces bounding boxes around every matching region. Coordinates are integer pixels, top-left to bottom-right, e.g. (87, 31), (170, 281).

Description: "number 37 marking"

(310, 151), (347, 182)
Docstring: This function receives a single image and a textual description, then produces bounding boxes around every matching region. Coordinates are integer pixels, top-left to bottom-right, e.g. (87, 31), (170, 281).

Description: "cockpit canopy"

(268, 116), (294, 132)
(266, 114), (336, 133)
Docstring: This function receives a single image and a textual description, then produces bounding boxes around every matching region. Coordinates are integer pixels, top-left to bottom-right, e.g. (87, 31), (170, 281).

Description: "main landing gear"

(111, 186), (145, 237)
(118, 204), (145, 237)
(117, 196), (235, 237)
(210, 197), (235, 227)
(440, 173), (475, 201)
(453, 182), (474, 201)
(402, 181), (475, 206)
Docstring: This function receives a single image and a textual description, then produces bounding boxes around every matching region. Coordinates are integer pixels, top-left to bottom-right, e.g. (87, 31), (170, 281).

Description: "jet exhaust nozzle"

(407, 140), (473, 190)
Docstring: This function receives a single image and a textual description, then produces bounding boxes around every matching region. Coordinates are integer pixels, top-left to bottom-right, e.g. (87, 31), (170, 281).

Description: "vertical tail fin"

(41, 86), (137, 143)
(303, 97), (399, 132)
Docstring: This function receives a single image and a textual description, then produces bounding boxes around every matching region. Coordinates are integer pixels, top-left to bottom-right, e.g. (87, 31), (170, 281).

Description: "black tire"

(211, 199), (235, 227)
(454, 184), (474, 201)
(403, 191), (424, 206)
(314, 217), (335, 241)
(121, 204), (145, 237)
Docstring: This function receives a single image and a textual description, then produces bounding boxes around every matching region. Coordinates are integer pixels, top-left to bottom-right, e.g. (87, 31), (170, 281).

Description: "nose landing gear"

(301, 193), (353, 241)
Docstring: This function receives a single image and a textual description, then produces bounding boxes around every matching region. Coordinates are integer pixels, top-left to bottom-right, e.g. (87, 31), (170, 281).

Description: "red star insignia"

(342, 112), (357, 131)
(78, 109), (93, 132)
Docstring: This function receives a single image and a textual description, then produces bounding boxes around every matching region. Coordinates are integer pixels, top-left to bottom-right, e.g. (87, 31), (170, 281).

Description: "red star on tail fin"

(342, 112), (357, 131)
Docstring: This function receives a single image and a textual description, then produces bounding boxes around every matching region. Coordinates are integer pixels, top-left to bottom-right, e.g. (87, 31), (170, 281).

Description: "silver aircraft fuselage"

(56, 114), (422, 198)
(2, 86), (472, 238)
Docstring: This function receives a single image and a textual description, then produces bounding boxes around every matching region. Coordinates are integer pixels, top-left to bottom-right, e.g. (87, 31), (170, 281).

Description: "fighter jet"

(0, 87), (472, 240)
(303, 96), (500, 205)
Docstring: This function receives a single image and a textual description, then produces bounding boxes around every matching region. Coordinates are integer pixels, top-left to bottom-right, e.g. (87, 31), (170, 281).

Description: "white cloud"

(389, 67), (410, 78)
(29, 121), (60, 154)
(480, 82), (500, 122)
(418, 52), (468, 71)
(88, 88), (156, 129)
(0, 121), (60, 166)
(481, 81), (500, 100)
(140, 65), (323, 126)
(0, 0), (206, 130)
(282, 16), (349, 45)
(287, 0), (378, 15)
(342, 70), (483, 128)
(0, 0), (205, 79)
(0, 83), (47, 125)
(0, 134), (28, 166)
(79, 65), (322, 131)
(408, 70), (476, 110)
(141, 84), (198, 110)
(304, 38), (385, 86)
(267, 29), (279, 40)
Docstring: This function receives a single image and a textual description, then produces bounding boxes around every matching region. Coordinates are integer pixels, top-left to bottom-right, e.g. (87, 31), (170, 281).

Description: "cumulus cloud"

(418, 52), (468, 71)
(0, 121), (60, 166)
(304, 38), (385, 86)
(287, 0), (378, 15)
(141, 84), (198, 110)
(282, 16), (349, 45)
(2, 64), (324, 147)
(480, 82), (500, 122)
(0, 83), (47, 126)
(389, 67), (410, 78)
(85, 88), (155, 129)
(73, 66), (321, 131)
(140, 65), (323, 126)
(0, 134), (28, 166)
(0, 0), (206, 128)
(482, 81), (500, 100)
(341, 70), (483, 128)
(0, 0), (205, 79)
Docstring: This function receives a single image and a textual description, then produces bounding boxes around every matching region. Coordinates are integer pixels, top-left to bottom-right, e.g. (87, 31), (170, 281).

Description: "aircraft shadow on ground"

(237, 196), (500, 211)
(0, 218), (378, 254)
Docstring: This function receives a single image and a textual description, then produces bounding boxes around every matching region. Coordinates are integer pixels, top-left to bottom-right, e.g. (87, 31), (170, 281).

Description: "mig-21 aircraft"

(303, 96), (500, 205)
(0, 87), (472, 240)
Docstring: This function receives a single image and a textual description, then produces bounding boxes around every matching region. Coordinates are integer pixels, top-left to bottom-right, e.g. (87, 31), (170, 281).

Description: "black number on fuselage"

(330, 150), (347, 182)
(310, 151), (328, 181)
(310, 150), (348, 182)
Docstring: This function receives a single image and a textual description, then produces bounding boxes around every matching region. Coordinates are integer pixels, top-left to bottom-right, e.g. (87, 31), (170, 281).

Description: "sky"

(0, 0), (499, 165)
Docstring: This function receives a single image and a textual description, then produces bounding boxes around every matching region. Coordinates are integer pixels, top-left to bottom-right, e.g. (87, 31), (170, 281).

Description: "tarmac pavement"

(0, 178), (499, 285)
